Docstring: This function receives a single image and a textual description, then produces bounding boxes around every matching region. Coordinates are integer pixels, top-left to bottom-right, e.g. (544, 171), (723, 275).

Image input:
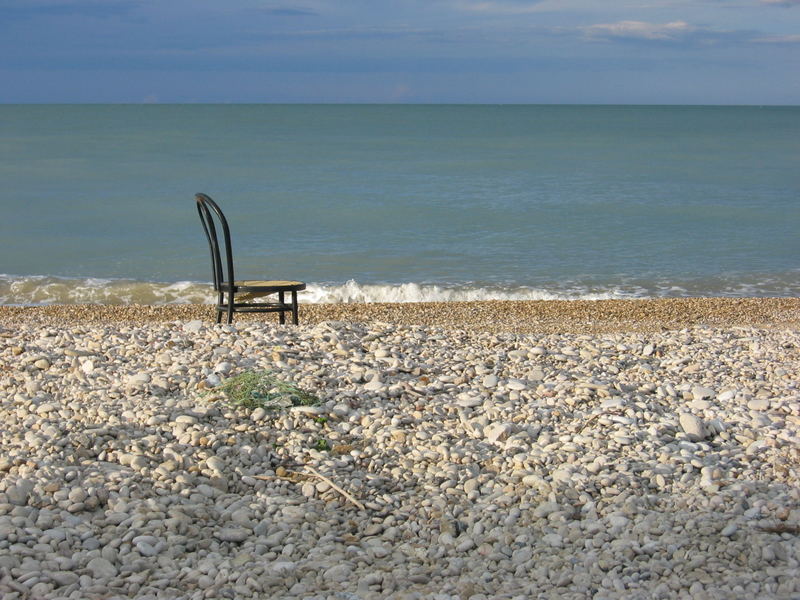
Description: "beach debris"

(217, 369), (319, 410)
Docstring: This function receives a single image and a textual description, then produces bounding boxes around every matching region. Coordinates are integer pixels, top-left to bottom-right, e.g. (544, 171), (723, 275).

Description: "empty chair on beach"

(195, 193), (306, 324)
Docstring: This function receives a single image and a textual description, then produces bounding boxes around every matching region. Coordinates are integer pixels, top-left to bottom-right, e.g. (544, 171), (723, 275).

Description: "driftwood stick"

(253, 470), (307, 482)
(579, 412), (602, 434)
(758, 522), (800, 535)
(305, 465), (366, 511)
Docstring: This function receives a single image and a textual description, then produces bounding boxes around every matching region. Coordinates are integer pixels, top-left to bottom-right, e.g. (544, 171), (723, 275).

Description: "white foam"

(0, 274), (212, 306)
(0, 274), (632, 305)
(2, 273), (798, 306)
(301, 280), (626, 304)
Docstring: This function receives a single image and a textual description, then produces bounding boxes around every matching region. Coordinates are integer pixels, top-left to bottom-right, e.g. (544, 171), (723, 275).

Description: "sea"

(1, 104), (798, 305)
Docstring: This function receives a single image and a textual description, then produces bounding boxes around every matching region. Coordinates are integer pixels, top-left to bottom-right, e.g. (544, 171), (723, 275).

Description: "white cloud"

(584, 20), (695, 41)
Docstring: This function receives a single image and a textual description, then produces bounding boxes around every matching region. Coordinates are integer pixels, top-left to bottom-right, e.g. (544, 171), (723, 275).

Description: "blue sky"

(2, 0), (798, 104)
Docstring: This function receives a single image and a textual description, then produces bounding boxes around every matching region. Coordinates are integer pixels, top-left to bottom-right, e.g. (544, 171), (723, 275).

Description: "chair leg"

(278, 291), (286, 324)
(291, 291), (299, 325)
(226, 292), (235, 324)
(216, 293), (224, 324)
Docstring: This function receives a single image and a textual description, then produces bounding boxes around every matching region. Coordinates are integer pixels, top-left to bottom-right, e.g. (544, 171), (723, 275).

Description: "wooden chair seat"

(233, 281), (306, 301)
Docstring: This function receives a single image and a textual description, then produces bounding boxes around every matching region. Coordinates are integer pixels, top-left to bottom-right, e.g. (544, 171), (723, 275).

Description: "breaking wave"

(2, 273), (797, 306)
(0, 275), (628, 306)
(301, 281), (624, 303)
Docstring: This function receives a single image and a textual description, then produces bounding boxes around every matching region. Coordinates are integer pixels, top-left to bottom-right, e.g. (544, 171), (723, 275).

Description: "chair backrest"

(195, 193), (235, 291)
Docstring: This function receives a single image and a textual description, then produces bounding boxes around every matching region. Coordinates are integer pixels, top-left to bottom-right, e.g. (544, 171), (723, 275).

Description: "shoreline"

(1, 297), (798, 333)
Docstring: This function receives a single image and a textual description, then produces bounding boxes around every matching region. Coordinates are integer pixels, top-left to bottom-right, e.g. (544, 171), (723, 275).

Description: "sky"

(1, 0), (798, 104)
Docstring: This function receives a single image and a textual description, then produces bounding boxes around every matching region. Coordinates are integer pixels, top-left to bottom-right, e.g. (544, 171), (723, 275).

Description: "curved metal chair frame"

(195, 193), (306, 324)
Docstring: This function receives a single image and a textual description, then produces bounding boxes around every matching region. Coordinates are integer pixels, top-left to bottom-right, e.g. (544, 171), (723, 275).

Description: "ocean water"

(1, 104), (798, 305)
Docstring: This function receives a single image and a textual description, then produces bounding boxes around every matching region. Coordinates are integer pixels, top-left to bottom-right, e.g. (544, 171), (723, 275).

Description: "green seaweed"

(218, 370), (319, 410)
(313, 438), (331, 452)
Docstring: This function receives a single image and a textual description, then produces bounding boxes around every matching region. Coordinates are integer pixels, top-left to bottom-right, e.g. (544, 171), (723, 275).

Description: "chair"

(195, 193), (306, 324)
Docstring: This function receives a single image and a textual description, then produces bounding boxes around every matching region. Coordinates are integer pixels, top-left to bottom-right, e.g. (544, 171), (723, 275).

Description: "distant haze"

(1, 0), (799, 104)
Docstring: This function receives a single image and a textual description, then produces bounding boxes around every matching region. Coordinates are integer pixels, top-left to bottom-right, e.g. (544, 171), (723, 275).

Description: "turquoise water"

(1, 104), (798, 304)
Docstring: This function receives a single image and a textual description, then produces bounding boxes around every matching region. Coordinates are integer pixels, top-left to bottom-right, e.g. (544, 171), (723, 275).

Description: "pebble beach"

(0, 299), (798, 600)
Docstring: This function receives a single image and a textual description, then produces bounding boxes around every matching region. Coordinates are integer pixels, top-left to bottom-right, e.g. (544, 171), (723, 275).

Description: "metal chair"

(195, 193), (306, 324)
